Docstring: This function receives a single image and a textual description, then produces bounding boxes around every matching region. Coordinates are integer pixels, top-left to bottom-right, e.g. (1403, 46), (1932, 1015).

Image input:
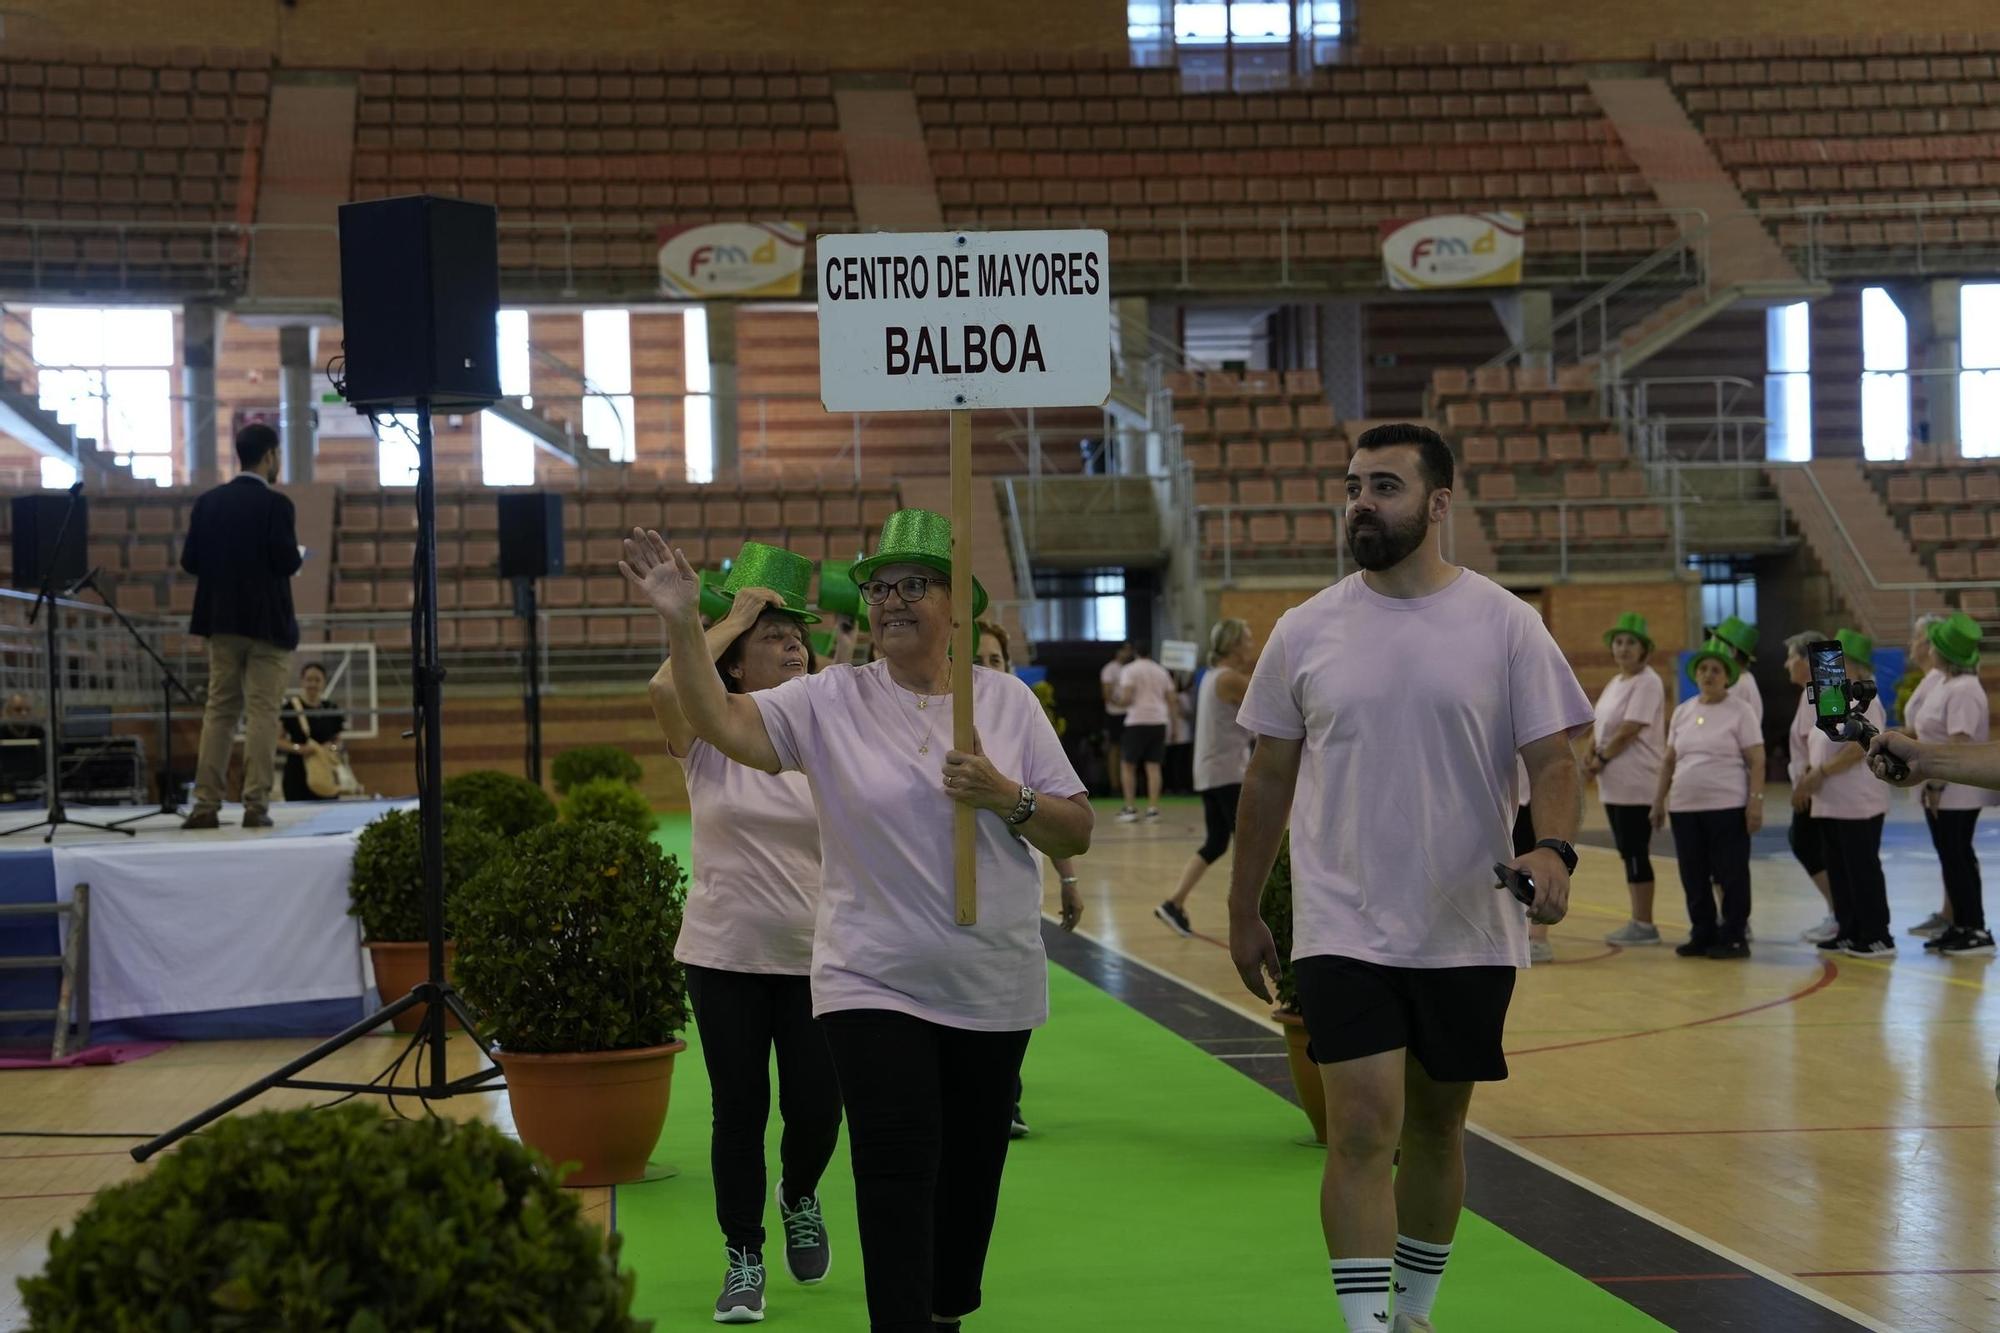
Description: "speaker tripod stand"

(133, 400), (501, 1161)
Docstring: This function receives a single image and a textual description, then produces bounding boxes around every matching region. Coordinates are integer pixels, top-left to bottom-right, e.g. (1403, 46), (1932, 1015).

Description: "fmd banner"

(1380, 212), (1525, 290)
(658, 222), (807, 298)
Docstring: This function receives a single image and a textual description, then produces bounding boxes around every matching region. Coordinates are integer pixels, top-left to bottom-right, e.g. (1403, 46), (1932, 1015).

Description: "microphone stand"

(66, 568), (201, 828)
(0, 486), (130, 842)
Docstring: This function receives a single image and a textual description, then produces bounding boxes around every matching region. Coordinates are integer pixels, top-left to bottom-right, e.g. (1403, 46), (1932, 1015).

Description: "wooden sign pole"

(950, 407), (978, 926)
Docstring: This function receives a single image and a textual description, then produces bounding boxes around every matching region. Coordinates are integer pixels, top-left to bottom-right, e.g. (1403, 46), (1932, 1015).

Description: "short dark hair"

(299, 661), (329, 679)
(1353, 423), (1455, 493)
(236, 423), (279, 470)
(717, 610), (814, 694)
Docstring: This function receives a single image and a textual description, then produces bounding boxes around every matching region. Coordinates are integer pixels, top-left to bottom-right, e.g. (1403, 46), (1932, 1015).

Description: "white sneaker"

(1115, 808), (1139, 824)
(1909, 911), (1951, 939)
(1801, 915), (1840, 944)
(1391, 1314), (1436, 1333)
(1603, 921), (1662, 946)
(1529, 939), (1555, 964)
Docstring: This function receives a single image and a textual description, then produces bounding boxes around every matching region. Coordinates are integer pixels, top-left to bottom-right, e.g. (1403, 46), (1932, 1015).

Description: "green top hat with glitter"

(817, 559), (863, 619)
(1602, 611), (1654, 653)
(717, 541), (820, 624)
(1704, 614), (1758, 662)
(697, 569), (732, 622)
(1928, 610), (1983, 669)
(849, 508), (989, 619)
(1835, 628), (1874, 672)
(1684, 636), (1742, 688)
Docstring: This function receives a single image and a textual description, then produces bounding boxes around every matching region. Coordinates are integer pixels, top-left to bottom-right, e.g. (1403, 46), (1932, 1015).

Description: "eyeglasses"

(859, 575), (945, 606)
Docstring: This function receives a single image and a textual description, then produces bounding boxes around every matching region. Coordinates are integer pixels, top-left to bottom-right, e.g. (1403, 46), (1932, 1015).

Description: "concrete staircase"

(1005, 475), (1165, 570)
(1771, 460), (1947, 644)
(244, 76), (353, 311)
(833, 79), (943, 231)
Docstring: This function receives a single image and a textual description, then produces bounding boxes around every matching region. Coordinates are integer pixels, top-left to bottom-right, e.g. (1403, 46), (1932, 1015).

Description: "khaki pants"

(191, 634), (292, 814)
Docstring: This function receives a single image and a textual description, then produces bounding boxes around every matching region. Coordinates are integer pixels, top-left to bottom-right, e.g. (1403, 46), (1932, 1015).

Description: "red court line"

(1506, 958), (1840, 1057)
(1590, 1273), (1753, 1284)
(1545, 944), (1622, 965)
(1518, 1122), (2000, 1141)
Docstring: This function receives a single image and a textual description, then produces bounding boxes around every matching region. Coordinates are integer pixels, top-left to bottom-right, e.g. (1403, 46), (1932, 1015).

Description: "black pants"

(1926, 807), (1985, 931)
(1787, 808), (1827, 878)
(820, 1009), (1032, 1332)
(1604, 802), (1656, 884)
(1669, 809), (1752, 945)
(1197, 783), (1242, 863)
(1819, 814), (1889, 944)
(684, 965), (844, 1253)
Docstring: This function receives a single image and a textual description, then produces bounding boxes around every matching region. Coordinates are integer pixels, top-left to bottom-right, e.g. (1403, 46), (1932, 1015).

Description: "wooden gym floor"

(2, 789), (1995, 1331)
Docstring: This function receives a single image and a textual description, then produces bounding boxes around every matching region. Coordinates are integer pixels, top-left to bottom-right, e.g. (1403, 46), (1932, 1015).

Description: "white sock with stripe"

(1330, 1257), (1392, 1329)
(1393, 1235), (1453, 1320)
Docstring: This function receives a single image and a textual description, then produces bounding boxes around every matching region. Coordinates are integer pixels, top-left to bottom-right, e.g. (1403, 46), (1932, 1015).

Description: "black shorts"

(1120, 723), (1167, 766)
(1294, 954), (1517, 1083)
(1788, 808), (1826, 877)
(1105, 713), (1125, 743)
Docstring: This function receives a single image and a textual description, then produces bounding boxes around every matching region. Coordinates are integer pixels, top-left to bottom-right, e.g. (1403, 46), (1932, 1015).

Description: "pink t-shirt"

(672, 738), (820, 975)
(1807, 694), (1889, 821)
(1787, 688), (1815, 785)
(1118, 658), (1177, 727)
(1237, 569), (1594, 970)
(1100, 659), (1127, 717)
(1911, 670), (1997, 811)
(753, 660), (1086, 1031)
(1666, 696), (1760, 812)
(1728, 670), (1763, 727)
(1592, 667), (1667, 807)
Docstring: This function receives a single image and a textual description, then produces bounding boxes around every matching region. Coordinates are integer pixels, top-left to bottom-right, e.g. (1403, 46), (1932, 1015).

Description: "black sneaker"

(1816, 935), (1850, 952)
(1675, 937), (1714, 957)
(776, 1184), (830, 1285)
(1840, 938), (1896, 959)
(1936, 927), (1997, 957)
(1153, 900), (1192, 937)
(714, 1247), (765, 1323)
(1707, 940), (1751, 960)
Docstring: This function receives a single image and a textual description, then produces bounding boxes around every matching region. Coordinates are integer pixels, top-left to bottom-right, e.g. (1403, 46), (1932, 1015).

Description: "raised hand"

(619, 528), (702, 624)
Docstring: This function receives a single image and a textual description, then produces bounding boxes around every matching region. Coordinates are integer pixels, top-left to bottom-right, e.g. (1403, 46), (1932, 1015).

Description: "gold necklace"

(890, 664), (948, 756)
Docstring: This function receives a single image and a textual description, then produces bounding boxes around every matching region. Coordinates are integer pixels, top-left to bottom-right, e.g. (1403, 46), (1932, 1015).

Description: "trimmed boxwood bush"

(1261, 832), (1299, 1012)
(550, 745), (643, 795)
(561, 777), (656, 839)
(346, 807), (504, 942)
(454, 821), (687, 1055)
(18, 1103), (649, 1332)
(441, 769), (557, 837)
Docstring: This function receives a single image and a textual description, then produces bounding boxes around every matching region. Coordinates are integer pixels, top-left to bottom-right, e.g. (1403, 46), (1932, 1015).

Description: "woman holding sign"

(626, 507), (1092, 1333)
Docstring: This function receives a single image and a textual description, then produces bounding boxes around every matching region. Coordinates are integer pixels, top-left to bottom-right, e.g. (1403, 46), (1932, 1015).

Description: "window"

(581, 309), (635, 463)
(1960, 283), (2000, 458)
(1764, 301), (1811, 461)
(683, 308), (714, 484)
(1688, 556), (1756, 630)
(1860, 287), (1910, 461)
(479, 309), (536, 486)
(30, 306), (175, 486)
(375, 412), (420, 487)
(1128, 2), (1337, 86)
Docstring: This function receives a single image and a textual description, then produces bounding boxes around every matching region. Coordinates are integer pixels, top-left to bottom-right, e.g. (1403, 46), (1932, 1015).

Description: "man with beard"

(1226, 423), (1592, 1333)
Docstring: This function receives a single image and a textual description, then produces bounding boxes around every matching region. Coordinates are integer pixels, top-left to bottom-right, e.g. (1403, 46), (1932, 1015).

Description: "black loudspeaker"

(10, 493), (88, 590)
(337, 195), (501, 410)
(498, 492), (564, 579)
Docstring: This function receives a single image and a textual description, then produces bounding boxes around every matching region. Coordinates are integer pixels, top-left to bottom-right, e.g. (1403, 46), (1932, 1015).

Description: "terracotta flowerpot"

(1274, 1009), (1328, 1145)
(493, 1040), (687, 1187)
(365, 940), (464, 1033)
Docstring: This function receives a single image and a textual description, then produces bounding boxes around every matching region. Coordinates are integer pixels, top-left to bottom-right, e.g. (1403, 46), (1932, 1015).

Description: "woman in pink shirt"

(637, 542), (845, 1324)
(1901, 613), (1955, 939)
(1796, 631), (1894, 957)
(637, 508), (1092, 1333)
(1782, 630), (1841, 944)
(1910, 612), (1995, 956)
(1583, 613), (1669, 948)
(1652, 637), (1766, 958)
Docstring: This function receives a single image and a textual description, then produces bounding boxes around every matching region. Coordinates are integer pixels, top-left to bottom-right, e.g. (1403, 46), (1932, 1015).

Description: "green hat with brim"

(1685, 636), (1743, 688)
(1929, 610), (1983, 669)
(717, 541), (821, 624)
(1835, 628), (1874, 672)
(817, 559), (862, 619)
(1704, 614), (1758, 662)
(849, 507), (989, 620)
(697, 569), (732, 622)
(1602, 611), (1654, 653)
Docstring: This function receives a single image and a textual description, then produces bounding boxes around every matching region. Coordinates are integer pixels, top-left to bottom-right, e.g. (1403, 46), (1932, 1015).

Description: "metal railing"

(1768, 197), (2000, 282)
(1788, 462), (1996, 632)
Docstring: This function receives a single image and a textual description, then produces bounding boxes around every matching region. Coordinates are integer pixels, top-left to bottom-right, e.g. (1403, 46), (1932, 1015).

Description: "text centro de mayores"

(823, 248), (1103, 376)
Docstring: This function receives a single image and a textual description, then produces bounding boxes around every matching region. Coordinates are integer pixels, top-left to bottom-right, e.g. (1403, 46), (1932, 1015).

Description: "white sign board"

(1159, 639), (1200, 673)
(816, 229), (1111, 412)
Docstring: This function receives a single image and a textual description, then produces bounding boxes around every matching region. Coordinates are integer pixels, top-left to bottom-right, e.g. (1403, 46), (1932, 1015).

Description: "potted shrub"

(551, 744), (643, 795)
(454, 820), (690, 1187)
(1262, 833), (1327, 1146)
(348, 807), (503, 1033)
(442, 768), (558, 836)
(561, 775), (657, 838)
(18, 1103), (649, 1331)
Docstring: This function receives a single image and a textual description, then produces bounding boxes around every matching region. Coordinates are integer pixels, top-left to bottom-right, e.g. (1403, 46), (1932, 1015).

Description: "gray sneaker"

(1909, 911), (1951, 939)
(1529, 938), (1555, 964)
(714, 1247), (765, 1323)
(1391, 1313), (1436, 1333)
(776, 1183), (831, 1285)
(1604, 921), (1662, 946)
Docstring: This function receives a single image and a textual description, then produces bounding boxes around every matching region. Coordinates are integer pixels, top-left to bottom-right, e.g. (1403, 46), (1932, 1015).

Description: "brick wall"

(18, 0), (1126, 68)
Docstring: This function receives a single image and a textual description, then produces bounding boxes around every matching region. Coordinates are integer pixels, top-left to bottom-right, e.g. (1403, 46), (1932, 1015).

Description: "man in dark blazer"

(179, 423), (303, 829)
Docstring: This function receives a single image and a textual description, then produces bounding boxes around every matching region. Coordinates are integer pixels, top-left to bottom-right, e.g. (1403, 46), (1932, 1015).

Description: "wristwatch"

(1005, 785), (1038, 826)
(1534, 838), (1578, 874)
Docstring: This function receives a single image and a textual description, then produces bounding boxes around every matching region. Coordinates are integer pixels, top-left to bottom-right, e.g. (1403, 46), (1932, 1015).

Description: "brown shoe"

(181, 810), (221, 830)
(243, 811), (275, 829)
